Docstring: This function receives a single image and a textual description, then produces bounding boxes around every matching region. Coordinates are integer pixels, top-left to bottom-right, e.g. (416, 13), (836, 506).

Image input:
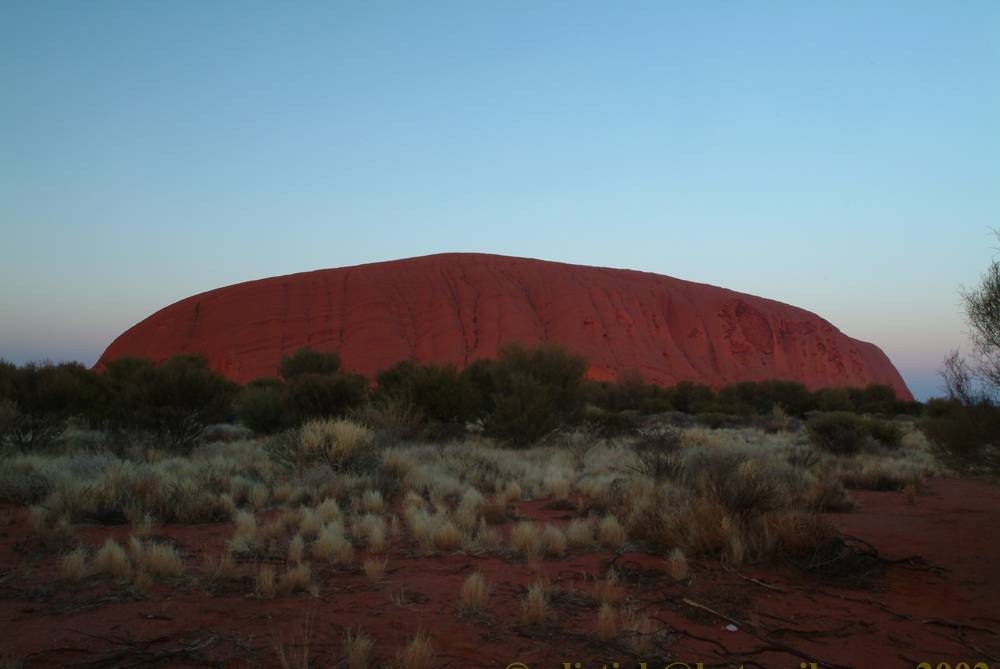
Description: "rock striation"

(97, 253), (913, 399)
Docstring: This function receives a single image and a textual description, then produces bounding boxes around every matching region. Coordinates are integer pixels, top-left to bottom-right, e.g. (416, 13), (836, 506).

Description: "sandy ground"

(1, 478), (997, 669)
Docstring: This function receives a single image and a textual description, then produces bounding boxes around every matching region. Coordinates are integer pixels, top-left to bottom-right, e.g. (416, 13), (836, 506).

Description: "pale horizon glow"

(2, 2), (998, 401)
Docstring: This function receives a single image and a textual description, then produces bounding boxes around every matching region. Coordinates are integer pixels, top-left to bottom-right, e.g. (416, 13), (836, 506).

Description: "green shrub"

(480, 343), (588, 445)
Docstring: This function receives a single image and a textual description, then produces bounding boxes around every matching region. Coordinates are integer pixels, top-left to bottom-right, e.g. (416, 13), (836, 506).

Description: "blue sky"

(2, 1), (997, 399)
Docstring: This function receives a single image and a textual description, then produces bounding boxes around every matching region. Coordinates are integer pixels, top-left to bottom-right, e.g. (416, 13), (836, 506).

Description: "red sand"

(1, 478), (996, 668)
(96, 253), (913, 399)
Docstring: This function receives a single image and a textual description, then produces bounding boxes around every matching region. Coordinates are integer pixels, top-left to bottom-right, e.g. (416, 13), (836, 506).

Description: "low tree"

(929, 232), (1000, 472)
(949, 231), (1000, 403)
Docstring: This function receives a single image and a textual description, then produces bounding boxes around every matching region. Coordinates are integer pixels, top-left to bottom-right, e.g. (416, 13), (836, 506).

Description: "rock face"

(97, 253), (913, 399)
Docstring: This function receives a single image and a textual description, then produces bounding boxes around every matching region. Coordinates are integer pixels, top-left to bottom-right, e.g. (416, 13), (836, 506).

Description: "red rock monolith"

(96, 253), (913, 399)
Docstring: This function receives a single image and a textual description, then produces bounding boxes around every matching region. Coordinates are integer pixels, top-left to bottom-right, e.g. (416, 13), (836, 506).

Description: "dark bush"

(586, 369), (658, 413)
(457, 357), (497, 421)
(850, 384), (899, 415)
(279, 347), (343, 380)
(481, 343), (588, 445)
(0, 361), (106, 449)
(813, 387), (854, 412)
(375, 360), (468, 424)
(584, 408), (641, 437)
(285, 371), (367, 423)
(238, 383), (289, 434)
(864, 417), (902, 449)
(99, 355), (238, 451)
(807, 412), (869, 455)
(638, 395), (674, 415)
(922, 401), (1000, 472)
(668, 381), (716, 414)
(695, 412), (748, 429)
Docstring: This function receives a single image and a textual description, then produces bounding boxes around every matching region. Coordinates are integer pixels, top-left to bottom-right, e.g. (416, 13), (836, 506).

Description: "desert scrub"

(807, 412), (901, 455)
(298, 419), (376, 471)
(0, 457), (52, 504)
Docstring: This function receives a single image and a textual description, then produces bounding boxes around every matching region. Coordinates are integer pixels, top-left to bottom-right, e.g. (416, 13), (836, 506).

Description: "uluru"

(96, 253), (912, 399)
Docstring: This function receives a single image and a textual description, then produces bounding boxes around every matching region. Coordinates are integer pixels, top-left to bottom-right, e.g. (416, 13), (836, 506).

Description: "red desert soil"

(1, 479), (996, 668)
(96, 253), (913, 399)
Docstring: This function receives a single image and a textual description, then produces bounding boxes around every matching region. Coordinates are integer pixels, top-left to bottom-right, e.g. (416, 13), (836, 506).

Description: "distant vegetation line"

(0, 343), (995, 471)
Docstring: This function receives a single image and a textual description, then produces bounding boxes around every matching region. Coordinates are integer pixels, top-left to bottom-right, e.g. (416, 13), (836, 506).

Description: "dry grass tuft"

(278, 563), (312, 595)
(288, 533), (305, 564)
(539, 524), (567, 558)
(598, 515), (626, 549)
(667, 547), (689, 581)
(94, 538), (132, 579)
(344, 628), (373, 669)
(298, 508), (323, 538)
(127, 536), (144, 563)
(141, 542), (184, 578)
(458, 571), (490, 612)
(502, 481), (522, 504)
(312, 523), (348, 562)
(622, 609), (656, 655)
(593, 569), (625, 604)
(363, 555), (388, 582)
(474, 522), (502, 550)
(316, 497), (342, 524)
(397, 632), (434, 669)
(234, 510), (258, 542)
(133, 513), (154, 539)
(300, 418), (373, 464)
(256, 563), (277, 599)
(566, 518), (595, 548)
(361, 490), (385, 513)
(510, 521), (541, 558)
(60, 547), (89, 583)
(431, 521), (465, 552)
(597, 602), (618, 640)
(520, 581), (548, 624)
